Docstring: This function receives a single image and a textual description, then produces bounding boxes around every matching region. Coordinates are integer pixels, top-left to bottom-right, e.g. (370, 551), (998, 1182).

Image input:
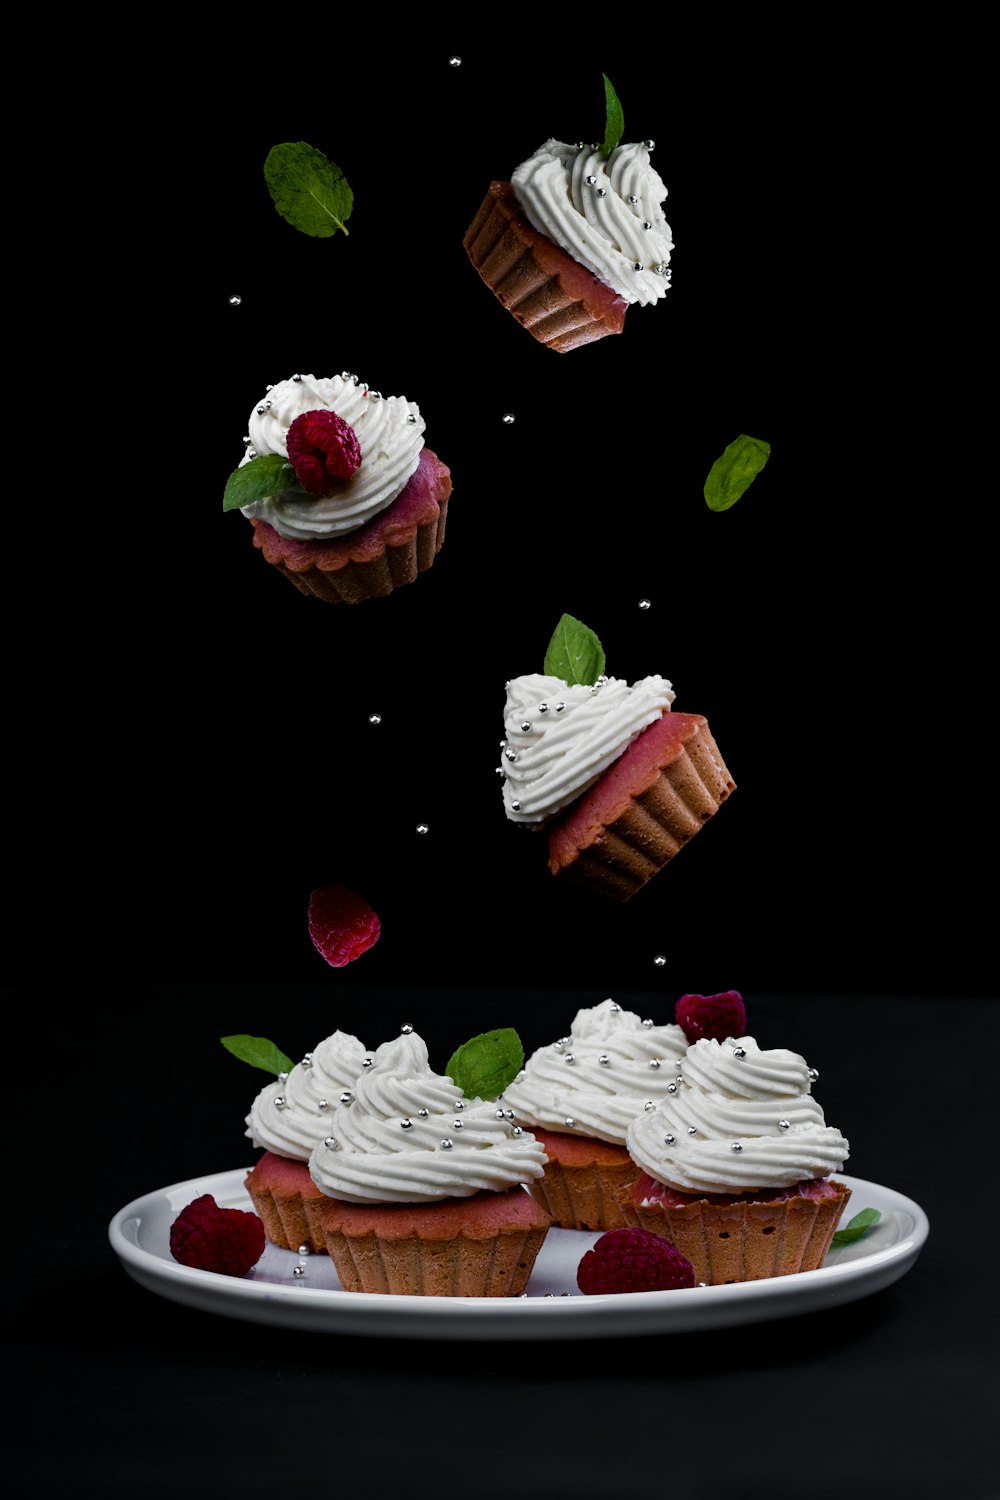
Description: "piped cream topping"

(246, 1028), (369, 1162)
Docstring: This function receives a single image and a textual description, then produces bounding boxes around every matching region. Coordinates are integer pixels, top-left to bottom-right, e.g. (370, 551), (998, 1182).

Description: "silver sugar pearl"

(256, 405), (266, 415)
(628, 195), (639, 205)
(454, 1100), (465, 1110)
(643, 1100), (655, 1112)
(511, 800), (521, 811)
(664, 1134), (675, 1145)
(598, 1054), (610, 1066)
(556, 702), (565, 712)
(416, 823), (429, 834)
(401, 1023), (413, 1034)
(293, 1264), (305, 1277)
(496, 1108), (506, 1119)
(554, 1040), (564, 1051)
(324, 1136), (340, 1150)
(340, 1091), (354, 1105)
(273, 1096), (286, 1109)
(453, 1120), (464, 1130)
(649, 1059), (661, 1070)
(278, 1072), (288, 1083)
(666, 1082), (677, 1094)
(731, 1142), (743, 1152)
(298, 1245), (310, 1256)
(633, 262), (643, 271)
(418, 1108), (429, 1117)
(539, 702), (549, 713)
(586, 174), (597, 185)
(229, 294), (242, 306)
(520, 721), (532, 732)
(645, 139), (655, 149)
(642, 221), (652, 230)
(564, 1117), (576, 1128)
(407, 413), (418, 423)
(265, 385), (273, 391)
(449, 54), (461, 65)
(779, 1119), (791, 1130)
(502, 413), (515, 424)
(733, 1046), (747, 1058)
(243, 435), (252, 445)
(596, 188), (607, 197)
(292, 373), (302, 382)
(317, 1099), (329, 1111)
(654, 955), (667, 966)
(504, 1109), (514, 1119)
(400, 1118), (413, 1129)
(642, 1019), (654, 1028)
(688, 1126), (697, 1134)
(639, 599), (652, 610)
(505, 748), (517, 761)
(510, 1125), (523, 1137)
(809, 1068), (820, 1082)
(440, 1139), (453, 1150)
(362, 1057), (373, 1068)
(368, 713), (382, 725)
(564, 1052), (576, 1064)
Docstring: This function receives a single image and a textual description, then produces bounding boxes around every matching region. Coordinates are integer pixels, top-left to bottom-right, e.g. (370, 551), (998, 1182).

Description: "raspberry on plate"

(308, 885), (381, 968)
(675, 990), (747, 1044)
(577, 1226), (696, 1294)
(169, 1194), (265, 1277)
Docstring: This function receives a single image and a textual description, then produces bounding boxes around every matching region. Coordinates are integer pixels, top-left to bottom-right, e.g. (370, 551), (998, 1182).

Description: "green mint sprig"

(543, 613), (606, 686)
(831, 1207), (882, 1246)
(601, 75), (625, 156)
(704, 434), (771, 512)
(263, 141), (353, 239)
(220, 1034), (294, 1075)
(446, 1028), (524, 1101)
(223, 453), (298, 512)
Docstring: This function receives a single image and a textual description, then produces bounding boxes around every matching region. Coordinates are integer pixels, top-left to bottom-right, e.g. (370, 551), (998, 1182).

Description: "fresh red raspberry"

(169, 1195), (265, 1277)
(286, 409), (362, 494)
(577, 1228), (696, 1295)
(676, 990), (747, 1044)
(308, 885), (381, 968)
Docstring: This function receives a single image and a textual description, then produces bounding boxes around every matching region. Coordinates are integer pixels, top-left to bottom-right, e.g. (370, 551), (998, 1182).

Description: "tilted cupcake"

(223, 372), (453, 603)
(464, 77), (672, 352)
(502, 999), (689, 1231)
(242, 1027), (370, 1253)
(500, 614), (735, 900)
(620, 1036), (852, 1284)
(309, 1027), (551, 1296)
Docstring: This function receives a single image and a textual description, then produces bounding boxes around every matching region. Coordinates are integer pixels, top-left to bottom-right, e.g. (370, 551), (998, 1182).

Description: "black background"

(10, 25), (995, 1500)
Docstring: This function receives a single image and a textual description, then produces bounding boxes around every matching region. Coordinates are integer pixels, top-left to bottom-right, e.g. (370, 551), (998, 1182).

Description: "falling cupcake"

(499, 613), (735, 899)
(223, 372), (453, 603)
(464, 76), (673, 352)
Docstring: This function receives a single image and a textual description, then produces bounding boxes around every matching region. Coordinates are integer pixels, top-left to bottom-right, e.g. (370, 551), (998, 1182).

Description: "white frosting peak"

(246, 1028), (369, 1162)
(512, 140), (673, 305)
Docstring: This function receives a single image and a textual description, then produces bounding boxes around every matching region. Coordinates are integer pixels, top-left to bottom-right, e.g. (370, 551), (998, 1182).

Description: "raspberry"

(286, 409), (362, 495)
(308, 884), (381, 968)
(577, 1228), (696, 1295)
(676, 990), (747, 1044)
(169, 1195), (265, 1277)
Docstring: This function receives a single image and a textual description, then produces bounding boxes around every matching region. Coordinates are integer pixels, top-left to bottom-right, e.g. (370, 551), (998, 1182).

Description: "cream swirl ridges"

(502, 999), (688, 1144)
(308, 1031), (547, 1204)
(511, 140), (673, 305)
(501, 672), (675, 824)
(626, 1036), (850, 1193)
(246, 1029), (369, 1162)
(239, 373), (425, 541)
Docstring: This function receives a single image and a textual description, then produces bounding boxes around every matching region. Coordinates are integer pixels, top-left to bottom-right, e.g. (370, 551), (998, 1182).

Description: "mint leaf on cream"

(831, 1207), (882, 1246)
(264, 142), (353, 238)
(704, 434), (771, 512)
(223, 453), (298, 512)
(220, 1034), (294, 1075)
(446, 1028), (524, 1101)
(601, 75), (625, 156)
(543, 613), (606, 686)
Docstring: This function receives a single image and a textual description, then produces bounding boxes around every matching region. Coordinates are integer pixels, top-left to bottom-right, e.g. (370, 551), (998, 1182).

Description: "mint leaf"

(220, 1034), (294, 1075)
(601, 74), (625, 156)
(543, 613), (606, 686)
(223, 453), (298, 512)
(264, 142), (353, 238)
(704, 434), (771, 512)
(831, 1207), (882, 1246)
(446, 1028), (524, 1101)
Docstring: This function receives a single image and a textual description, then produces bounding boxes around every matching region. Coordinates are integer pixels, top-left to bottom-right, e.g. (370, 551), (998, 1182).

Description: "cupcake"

(225, 372), (452, 603)
(464, 80), (672, 352)
(620, 1036), (852, 1284)
(308, 1028), (550, 1296)
(500, 615), (735, 900)
(243, 1027), (370, 1253)
(501, 999), (689, 1230)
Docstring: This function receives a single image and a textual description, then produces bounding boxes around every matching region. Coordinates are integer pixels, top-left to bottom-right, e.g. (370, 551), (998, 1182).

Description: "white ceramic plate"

(108, 1168), (928, 1342)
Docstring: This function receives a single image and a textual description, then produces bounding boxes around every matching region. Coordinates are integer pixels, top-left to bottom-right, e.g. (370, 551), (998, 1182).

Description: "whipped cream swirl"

(239, 373), (425, 541)
(501, 672), (675, 824)
(246, 1028), (370, 1162)
(626, 1036), (850, 1194)
(308, 1031), (547, 1204)
(511, 140), (673, 305)
(502, 999), (689, 1144)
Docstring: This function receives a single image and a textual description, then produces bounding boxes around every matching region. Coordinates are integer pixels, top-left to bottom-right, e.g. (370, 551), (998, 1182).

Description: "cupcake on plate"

(224, 372), (453, 603)
(501, 998), (689, 1231)
(308, 1027), (550, 1296)
(243, 1027), (370, 1253)
(619, 1036), (851, 1284)
(500, 614), (735, 900)
(464, 78), (672, 352)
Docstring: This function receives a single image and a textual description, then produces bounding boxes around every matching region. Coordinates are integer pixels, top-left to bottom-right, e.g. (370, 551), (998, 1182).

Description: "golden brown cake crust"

(527, 1130), (636, 1231)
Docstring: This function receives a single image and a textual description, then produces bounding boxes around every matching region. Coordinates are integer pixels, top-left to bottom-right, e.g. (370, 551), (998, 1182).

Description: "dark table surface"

(9, 987), (996, 1499)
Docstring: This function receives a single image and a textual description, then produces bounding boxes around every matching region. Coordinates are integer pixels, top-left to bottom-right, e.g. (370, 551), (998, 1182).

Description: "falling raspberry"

(286, 409), (362, 495)
(169, 1195), (265, 1277)
(676, 990), (747, 1044)
(308, 885), (381, 968)
(577, 1228), (696, 1295)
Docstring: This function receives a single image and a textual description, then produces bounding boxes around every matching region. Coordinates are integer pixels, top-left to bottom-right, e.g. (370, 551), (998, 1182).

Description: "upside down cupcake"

(500, 614), (735, 900)
(464, 77), (673, 352)
(243, 1027), (370, 1253)
(620, 1035), (851, 1283)
(501, 998), (689, 1230)
(224, 371), (453, 603)
(309, 1028), (550, 1297)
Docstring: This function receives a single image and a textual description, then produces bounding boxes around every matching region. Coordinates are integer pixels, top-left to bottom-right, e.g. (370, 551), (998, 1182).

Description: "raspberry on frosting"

(308, 885), (381, 968)
(286, 409), (362, 495)
(577, 1227), (696, 1294)
(169, 1194), (265, 1277)
(675, 990), (747, 1044)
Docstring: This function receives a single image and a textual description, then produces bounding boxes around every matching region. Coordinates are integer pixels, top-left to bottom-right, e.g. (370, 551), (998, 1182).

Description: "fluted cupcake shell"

(464, 182), (628, 352)
(247, 448), (451, 604)
(546, 712), (736, 900)
(243, 1153), (329, 1254)
(318, 1188), (551, 1297)
(617, 1179), (853, 1284)
(527, 1129), (636, 1231)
